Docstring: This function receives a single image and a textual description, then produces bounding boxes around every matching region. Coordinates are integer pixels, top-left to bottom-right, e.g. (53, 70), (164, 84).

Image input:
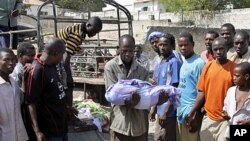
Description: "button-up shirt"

(104, 55), (149, 136)
(0, 76), (28, 141)
(229, 49), (250, 63)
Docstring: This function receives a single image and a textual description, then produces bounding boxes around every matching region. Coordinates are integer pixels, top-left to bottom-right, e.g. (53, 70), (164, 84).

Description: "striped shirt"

(57, 24), (86, 55)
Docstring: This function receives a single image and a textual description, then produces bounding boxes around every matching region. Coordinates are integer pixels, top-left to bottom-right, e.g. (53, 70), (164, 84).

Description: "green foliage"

(159, 0), (250, 12)
(40, 0), (105, 11)
(231, 0), (250, 9)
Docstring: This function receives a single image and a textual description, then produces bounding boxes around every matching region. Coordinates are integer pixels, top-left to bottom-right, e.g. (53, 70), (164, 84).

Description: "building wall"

(26, 5), (56, 16)
(134, 0), (165, 12)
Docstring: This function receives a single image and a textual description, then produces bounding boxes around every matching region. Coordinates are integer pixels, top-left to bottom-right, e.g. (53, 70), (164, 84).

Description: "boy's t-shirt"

(177, 54), (205, 123)
(197, 59), (235, 121)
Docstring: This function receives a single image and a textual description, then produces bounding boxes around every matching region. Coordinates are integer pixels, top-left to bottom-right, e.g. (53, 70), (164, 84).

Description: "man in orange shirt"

(187, 37), (235, 141)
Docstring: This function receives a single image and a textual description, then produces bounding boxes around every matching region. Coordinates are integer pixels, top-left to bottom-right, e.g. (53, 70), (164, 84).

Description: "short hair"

(0, 48), (15, 57)
(135, 44), (142, 50)
(160, 33), (176, 47)
(212, 37), (227, 46)
(88, 16), (102, 33)
(236, 62), (250, 76)
(119, 34), (135, 47)
(148, 31), (164, 42)
(221, 23), (235, 33)
(17, 42), (35, 56)
(179, 32), (194, 43)
(206, 30), (219, 38)
(235, 30), (250, 41)
(44, 38), (65, 55)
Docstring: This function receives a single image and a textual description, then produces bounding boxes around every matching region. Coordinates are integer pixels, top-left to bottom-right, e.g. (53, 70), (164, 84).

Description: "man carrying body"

(104, 34), (149, 141)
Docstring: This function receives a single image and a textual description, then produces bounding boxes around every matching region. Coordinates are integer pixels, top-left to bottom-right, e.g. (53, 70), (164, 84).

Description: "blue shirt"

(155, 52), (182, 117)
(177, 54), (205, 123)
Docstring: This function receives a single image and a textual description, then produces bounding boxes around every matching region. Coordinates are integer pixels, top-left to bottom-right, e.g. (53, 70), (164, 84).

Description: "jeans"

(46, 134), (68, 141)
(0, 24), (18, 49)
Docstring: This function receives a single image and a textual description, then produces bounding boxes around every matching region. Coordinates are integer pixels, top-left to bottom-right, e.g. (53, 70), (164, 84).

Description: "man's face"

(233, 67), (248, 86)
(212, 40), (227, 61)
(119, 42), (134, 63)
(205, 33), (216, 51)
(178, 37), (194, 57)
(234, 34), (249, 56)
(0, 52), (16, 75)
(150, 38), (160, 53)
(134, 47), (141, 58)
(21, 49), (35, 64)
(158, 37), (172, 57)
(86, 25), (99, 37)
(220, 27), (235, 44)
(52, 47), (65, 65)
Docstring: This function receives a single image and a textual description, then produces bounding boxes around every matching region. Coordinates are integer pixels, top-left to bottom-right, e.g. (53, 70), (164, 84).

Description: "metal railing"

(0, 29), (37, 49)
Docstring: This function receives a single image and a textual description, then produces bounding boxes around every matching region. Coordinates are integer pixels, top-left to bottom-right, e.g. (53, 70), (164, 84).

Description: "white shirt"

(223, 86), (250, 139)
(0, 76), (28, 141)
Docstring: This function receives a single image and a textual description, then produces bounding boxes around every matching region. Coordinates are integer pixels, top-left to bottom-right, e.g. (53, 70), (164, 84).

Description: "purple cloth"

(105, 79), (180, 109)
(147, 31), (164, 42)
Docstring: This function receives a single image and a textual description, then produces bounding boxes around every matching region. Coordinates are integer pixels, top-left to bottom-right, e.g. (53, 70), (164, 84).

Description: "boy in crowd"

(0, 48), (28, 141)
(219, 23), (236, 59)
(57, 16), (102, 106)
(11, 42), (35, 86)
(134, 44), (149, 70)
(200, 30), (219, 63)
(176, 32), (205, 141)
(188, 37), (235, 141)
(222, 62), (250, 140)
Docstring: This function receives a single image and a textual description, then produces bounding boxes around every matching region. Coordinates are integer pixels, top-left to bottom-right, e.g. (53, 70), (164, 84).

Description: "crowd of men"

(104, 23), (250, 141)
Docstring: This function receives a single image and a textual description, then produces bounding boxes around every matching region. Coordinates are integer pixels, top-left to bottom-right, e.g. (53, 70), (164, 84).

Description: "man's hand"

(159, 114), (167, 126)
(124, 91), (140, 108)
(11, 9), (19, 17)
(157, 90), (169, 105)
(149, 106), (156, 122)
(23, 63), (32, 78)
(237, 119), (250, 125)
(221, 111), (230, 120)
(35, 131), (46, 141)
(67, 106), (78, 118)
(149, 78), (157, 85)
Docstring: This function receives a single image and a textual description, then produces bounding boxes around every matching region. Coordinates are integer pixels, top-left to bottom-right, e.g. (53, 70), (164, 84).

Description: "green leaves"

(41, 0), (106, 11)
(159, 0), (250, 12)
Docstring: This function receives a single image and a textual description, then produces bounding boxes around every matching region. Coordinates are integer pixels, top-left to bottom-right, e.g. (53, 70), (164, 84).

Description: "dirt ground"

(73, 87), (156, 141)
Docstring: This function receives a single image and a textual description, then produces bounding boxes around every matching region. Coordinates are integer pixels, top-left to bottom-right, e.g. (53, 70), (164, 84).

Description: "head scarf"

(147, 31), (164, 42)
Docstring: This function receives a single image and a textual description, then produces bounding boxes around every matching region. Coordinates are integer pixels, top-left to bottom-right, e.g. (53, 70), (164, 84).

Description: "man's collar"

(0, 76), (12, 85)
(118, 55), (123, 66)
(118, 55), (138, 70)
